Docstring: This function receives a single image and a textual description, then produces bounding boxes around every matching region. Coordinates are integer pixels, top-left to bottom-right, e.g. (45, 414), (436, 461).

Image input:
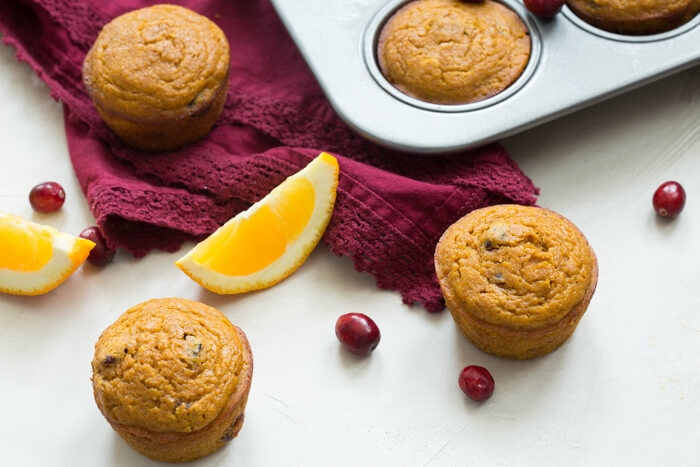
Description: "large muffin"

(377, 0), (531, 105)
(82, 5), (230, 151)
(91, 298), (253, 462)
(435, 205), (598, 359)
(566, 0), (700, 35)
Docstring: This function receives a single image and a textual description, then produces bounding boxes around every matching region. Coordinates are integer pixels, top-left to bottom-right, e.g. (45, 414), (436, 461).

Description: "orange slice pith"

(0, 212), (95, 296)
(175, 152), (339, 294)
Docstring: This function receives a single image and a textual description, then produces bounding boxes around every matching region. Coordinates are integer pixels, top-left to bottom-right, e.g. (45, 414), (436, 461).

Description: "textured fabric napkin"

(0, 0), (538, 312)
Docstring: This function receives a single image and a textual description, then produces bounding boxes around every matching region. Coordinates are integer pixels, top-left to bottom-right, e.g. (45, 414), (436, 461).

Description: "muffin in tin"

(377, 0), (531, 105)
(82, 5), (230, 151)
(92, 298), (253, 462)
(435, 205), (598, 359)
(566, 0), (700, 35)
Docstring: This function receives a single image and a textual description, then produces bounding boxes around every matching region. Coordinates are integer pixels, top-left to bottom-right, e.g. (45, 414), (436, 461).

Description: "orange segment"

(0, 212), (95, 296)
(194, 204), (288, 276)
(194, 177), (316, 276)
(176, 152), (339, 294)
(69, 239), (96, 264)
(0, 215), (53, 272)
(274, 177), (315, 243)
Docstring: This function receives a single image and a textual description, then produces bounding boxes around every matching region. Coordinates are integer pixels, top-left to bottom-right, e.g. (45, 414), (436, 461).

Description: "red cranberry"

(29, 182), (65, 213)
(335, 313), (381, 356)
(79, 226), (116, 266)
(458, 365), (495, 402)
(653, 181), (686, 218)
(524, 0), (565, 18)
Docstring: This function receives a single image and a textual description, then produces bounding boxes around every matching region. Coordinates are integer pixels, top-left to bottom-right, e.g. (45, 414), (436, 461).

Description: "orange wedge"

(0, 212), (95, 296)
(176, 152), (339, 294)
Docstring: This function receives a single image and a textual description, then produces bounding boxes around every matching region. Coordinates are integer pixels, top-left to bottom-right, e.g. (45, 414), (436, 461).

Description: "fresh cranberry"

(653, 181), (686, 218)
(458, 365), (495, 402)
(79, 226), (116, 266)
(335, 313), (381, 356)
(29, 182), (65, 213)
(524, 0), (565, 18)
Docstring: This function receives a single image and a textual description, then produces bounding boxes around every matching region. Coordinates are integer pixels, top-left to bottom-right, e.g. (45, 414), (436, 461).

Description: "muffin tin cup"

(364, 0), (543, 113)
(270, 0), (700, 153)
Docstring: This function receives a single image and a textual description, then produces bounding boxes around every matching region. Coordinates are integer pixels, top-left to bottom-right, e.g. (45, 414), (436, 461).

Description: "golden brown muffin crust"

(566, 0), (700, 35)
(435, 205), (595, 331)
(83, 4), (229, 123)
(377, 0), (531, 105)
(92, 298), (245, 434)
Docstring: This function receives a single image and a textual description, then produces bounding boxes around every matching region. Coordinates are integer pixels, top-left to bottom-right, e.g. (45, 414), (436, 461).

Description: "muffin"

(566, 0), (700, 35)
(82, 5), (230, 151)
(435, 205), (598, 359)
(91, 298), (253, 462)
(377, 0), (531, 105)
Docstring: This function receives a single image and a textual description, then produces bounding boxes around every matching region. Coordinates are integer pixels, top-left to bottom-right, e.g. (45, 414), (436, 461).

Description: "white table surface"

(1, 35), (699, 467)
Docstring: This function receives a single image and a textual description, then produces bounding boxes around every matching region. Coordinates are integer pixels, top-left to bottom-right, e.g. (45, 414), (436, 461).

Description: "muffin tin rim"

(562, 4), (700, 43)
(362, 0), (543, 114)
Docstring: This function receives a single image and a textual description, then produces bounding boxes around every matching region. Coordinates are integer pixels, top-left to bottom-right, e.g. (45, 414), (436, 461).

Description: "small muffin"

(83, 5), (230, 151)
(92, 298), (253, 462)
(435, 205), (597, 359)
(566, 0), (700, 35)
(377, 0), (531, 105)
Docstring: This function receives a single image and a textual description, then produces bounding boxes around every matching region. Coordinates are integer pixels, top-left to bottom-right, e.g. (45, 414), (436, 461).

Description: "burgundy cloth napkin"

(0, 0), (538, 312)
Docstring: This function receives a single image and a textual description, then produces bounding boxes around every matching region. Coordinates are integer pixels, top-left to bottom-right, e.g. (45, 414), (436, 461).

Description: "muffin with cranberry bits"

(82, 5), (230, 151)
(435, 205), (598, 359)
(92, 298), (253, 462)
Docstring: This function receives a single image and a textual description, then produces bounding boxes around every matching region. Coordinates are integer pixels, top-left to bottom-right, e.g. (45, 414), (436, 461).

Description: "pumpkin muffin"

(82, 5), (230, 151)
(566, 0), (700, 35)
(91, 298), (253, 462)
(377, 0), (531, 105)
(435, 205), (598, 359)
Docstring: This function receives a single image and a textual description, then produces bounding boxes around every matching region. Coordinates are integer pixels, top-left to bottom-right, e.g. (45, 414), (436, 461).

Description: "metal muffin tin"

(270, 0), (700, 153)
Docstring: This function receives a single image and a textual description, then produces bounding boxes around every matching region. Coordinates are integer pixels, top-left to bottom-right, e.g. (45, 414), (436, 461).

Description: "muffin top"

(435, 205), (596, 331)
(92, 298), (248, 433)
(566, 0), (700, 34)
(83, 5), (230, 123)
(377, 0), (531, 105)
